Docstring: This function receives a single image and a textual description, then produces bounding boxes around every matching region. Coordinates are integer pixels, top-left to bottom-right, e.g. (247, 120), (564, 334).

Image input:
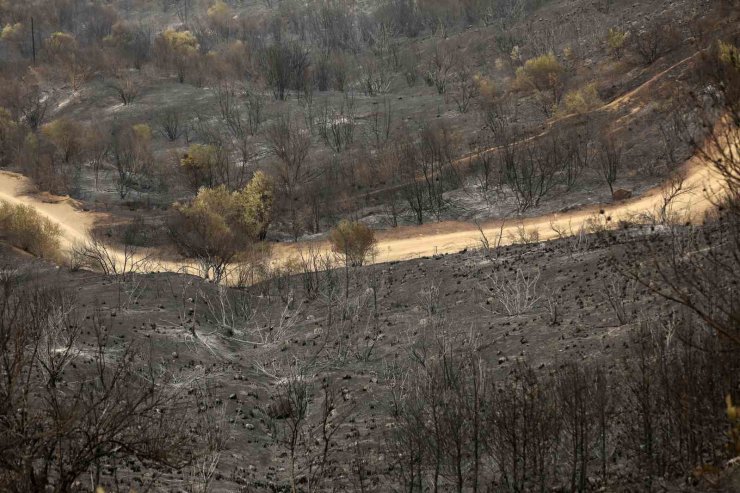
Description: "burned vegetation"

(1, 0), (740, 491)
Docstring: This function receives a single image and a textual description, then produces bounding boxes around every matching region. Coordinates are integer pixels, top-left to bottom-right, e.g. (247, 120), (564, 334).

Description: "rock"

(612, 189), (632, 201)
(229, 393), (237, 400)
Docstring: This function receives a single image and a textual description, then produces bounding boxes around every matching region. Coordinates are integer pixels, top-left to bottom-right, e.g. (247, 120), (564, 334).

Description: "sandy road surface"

(0, 171), (189, 273)
(0, 49), (726, 275)
(0, 171), (97, 249)
(274, 152), (725, 263)
(1, 146), (721, 275)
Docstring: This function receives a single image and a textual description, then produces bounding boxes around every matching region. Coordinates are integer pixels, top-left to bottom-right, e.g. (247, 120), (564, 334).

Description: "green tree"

(606, 28), (628, 59)
(43, 32), (91, 90)
(329, 220), (376, 267)
(169, 173), (273, 282)
(111, 123), (153, 198)
(0, 200), (61, 259)
(0, 107), (19, 166)
(239, 171), (274, 240)
(42, 117), (84, 165)
(515, 53), (565, 115)
(561, 83), (602, 115)
(154, 29), (199, 83)
(329, 219), (376, 300)
(180, 143), (219, 189)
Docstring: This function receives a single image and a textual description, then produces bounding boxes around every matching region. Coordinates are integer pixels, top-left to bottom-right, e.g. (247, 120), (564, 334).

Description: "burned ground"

(4, 219), (737, 492)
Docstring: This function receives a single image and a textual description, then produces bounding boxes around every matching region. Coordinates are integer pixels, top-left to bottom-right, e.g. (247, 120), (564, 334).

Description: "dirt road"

(0, 49), (725, 274)
(0, 171), (97, 249)
(0, 145), (724, 273)
(274, 151), (724, 263)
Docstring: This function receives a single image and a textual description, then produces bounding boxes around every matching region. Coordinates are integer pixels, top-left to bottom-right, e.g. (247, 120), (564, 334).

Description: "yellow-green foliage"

(718, 40), (740, 69)
(175, 171), (274, 244)
(562, 83), (602, 114)
(0, 200), (61, 258)
(562, 46), (575, 64)
(241, 171), (273, 239)
(510, 45), (522, 64)
(515, 53), (564, 92)
(42, 118), (84, 162)
(606, 28), (628, 58)
(0, 107), (17, 140)
(207, 0), (232, 26)
(180, 143), (217, 172)
(170, 177), (273, 280)
(180, 143), (218, 188)
(131, 123), (152, 141)
(728, 395), (740, 456)
(0, 22), (22, 41)
(161, 29), (199, 53)
(474, 75), (496, 104)
(0, 107), (15, 128)
(176, 186), (234, 242)
(45, 31), (77, 53)
(329, 220), (377, 266)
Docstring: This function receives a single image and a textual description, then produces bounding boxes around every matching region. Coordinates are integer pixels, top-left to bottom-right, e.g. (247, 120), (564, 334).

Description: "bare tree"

(424, 42), (455, 95)
(397, 137), (427, 225)
(261, 42), (310, 101)
(358, 54), (394, 96)
(317, 95), (357, 152)
(111, 123), (154, 199)
(215, 82), (261, 168)
(268, 367), (309, 493)
(479, 266), (541, 316)
(107, 74), (140, 105)
(561, 125), (594, 190)
(502, 139), (560, 211)
(158, 106), (186, 141)
(0, 279), (194, 492)
(596, 134), (622, 195)
(557, 363), (596, 493)
(16, 82), (48, 131)
(451, 62), (480, 113)
(629, 20), (680, 65)
(367, 97), (393, 148)
(418, 122), (459, 219)
(265, 114), (313, 240)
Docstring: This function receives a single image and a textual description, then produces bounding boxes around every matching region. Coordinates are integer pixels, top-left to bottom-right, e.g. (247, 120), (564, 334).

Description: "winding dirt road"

(0, 171), (97, 249)
(0, 49), (727, 274)
(0, 146), (724, 272)
(276, 151), (724, 263)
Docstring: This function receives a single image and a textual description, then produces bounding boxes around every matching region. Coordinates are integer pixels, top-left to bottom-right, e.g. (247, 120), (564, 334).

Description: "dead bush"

(629, 22), (680, 65)
(0, 280), (195, 491)
(480, 266), (541, 316)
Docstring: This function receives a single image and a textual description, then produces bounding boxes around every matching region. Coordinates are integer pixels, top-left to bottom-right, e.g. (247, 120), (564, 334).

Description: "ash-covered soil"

(6, 222), (737, 492)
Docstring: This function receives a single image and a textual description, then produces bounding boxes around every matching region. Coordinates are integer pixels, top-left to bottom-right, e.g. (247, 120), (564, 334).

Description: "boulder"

(612, 188), (632, 201)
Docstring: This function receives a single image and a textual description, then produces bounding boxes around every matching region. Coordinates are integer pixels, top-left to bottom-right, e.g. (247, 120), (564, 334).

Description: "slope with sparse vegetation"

(0, 0), (739, 491)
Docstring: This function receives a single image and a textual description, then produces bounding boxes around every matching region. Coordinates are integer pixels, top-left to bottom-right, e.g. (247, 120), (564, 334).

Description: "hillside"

(0, 0), (739, 491)
(1, 216), (739, 491)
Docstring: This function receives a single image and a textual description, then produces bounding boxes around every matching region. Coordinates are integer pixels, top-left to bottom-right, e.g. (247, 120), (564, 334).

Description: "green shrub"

(0, 200), (61, 258)
(329, 220), (377, 267)
(561, 83), (602, 114)
(169, 172), (274, 282)
(514, 53), (564, 93)
(514, 53), (566, 114)
(606, 28), (628, 59)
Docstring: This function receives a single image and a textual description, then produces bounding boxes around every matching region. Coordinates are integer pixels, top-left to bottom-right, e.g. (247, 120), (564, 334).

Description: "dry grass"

(0, 200), (61, 259)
